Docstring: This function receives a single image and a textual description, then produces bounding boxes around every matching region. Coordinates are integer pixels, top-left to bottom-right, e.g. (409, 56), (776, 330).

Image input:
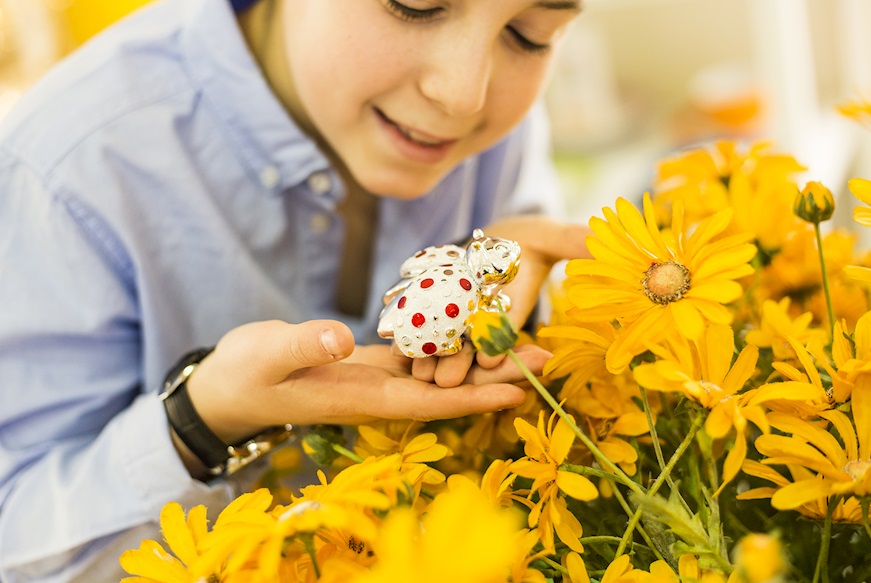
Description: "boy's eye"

(506, 26), (551, 55)
(385, 0), (441, 22)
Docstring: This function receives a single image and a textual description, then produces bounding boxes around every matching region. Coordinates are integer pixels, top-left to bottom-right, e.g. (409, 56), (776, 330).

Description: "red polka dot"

(459, 278), (472, 291)
(397, 296), (406, 309)
(412, 313), (426, 328)
(445, 303), (459, 318)
(420, 278), (434, 289)
(422, 342), (437, 355)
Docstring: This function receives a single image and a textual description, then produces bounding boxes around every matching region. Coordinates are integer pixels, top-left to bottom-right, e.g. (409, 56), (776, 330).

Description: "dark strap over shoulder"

(230, 0), (260, 12)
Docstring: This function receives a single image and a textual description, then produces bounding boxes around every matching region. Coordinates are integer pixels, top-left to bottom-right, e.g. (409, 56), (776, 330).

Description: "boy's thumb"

(278, 320), (355, 371)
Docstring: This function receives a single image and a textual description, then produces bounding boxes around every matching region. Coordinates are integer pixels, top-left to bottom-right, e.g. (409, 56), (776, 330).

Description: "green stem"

(814, 222), (835, 339)
(539, 555), (568, 574)
(639, 387), (692, 515)
(332, 444), (364, 463)
(813, 496), (838, 583)
(561, 463), (629, 483)
(579, 536), (653, 552)
(862, 498), (871, 542)
(507, 350), (644, 497)
(615, 414), (706, 558)
(700, 434), (727, 562)
(302, 533), (321, 579)
(610, 484), (664, 561)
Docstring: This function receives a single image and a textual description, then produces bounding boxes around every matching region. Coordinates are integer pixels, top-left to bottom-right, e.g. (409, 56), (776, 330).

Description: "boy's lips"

(374, 107), (458, 162)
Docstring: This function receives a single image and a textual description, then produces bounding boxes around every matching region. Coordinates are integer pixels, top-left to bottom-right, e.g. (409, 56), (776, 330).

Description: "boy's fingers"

(412, 356), (437, 383)
(486, 216), (590, 262)
(466, 344), (551, 385)
(375, 378), (527, 421)
(476, 351), (505, 369)
(433, 343), (476, 388)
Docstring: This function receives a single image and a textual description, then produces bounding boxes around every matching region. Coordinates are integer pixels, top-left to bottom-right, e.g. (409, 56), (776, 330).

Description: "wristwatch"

(160, 347), (294, 476)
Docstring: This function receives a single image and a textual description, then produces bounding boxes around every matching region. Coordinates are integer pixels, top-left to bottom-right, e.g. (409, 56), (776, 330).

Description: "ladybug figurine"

(377, 229), (521, 358)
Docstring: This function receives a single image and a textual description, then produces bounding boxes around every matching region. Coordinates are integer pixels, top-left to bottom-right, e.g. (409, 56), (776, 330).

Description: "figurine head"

(465, 229), (521, 287)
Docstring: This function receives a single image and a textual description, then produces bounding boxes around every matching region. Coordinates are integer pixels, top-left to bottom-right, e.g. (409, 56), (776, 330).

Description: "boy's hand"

(184, 319), (548, 449)
(483, 214), (590, 332)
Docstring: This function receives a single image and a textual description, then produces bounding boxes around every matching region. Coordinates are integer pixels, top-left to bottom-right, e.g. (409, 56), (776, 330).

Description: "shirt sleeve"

(0, 151), (231, 581)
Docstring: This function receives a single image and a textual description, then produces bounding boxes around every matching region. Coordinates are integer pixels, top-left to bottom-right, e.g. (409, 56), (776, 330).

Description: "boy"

(0, 0), (586, 579)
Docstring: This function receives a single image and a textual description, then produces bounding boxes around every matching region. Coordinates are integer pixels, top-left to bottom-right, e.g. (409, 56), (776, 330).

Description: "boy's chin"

(355, 171), (443, 201)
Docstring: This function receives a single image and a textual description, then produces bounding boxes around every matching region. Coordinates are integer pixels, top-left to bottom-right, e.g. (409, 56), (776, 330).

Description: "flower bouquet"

(122, 116), (871, 582)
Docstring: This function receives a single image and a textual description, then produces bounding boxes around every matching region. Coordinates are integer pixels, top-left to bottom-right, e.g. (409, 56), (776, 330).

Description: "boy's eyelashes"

(385, 0), (441, 22)
(506, 26), (550, 55)
(384, 0), (552, 56)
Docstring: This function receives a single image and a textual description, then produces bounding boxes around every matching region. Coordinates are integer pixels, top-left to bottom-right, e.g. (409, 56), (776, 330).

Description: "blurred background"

(0, 0), (869, 229)
(544, 0), (871, 229)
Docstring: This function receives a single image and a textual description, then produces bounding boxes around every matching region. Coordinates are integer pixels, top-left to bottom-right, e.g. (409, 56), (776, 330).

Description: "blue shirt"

(0, 0), (562, 579)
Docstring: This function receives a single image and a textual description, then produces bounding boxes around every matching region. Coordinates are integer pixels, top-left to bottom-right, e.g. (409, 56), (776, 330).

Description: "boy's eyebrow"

(535, 0), (583, 11)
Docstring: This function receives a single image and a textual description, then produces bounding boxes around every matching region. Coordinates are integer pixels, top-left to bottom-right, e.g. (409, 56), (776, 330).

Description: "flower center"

(643, 261), (692, 305)
(843, 459), (871, 481)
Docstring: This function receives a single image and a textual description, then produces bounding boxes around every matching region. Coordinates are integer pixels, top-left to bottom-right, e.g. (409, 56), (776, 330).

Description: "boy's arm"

(0, 154), (222, 581)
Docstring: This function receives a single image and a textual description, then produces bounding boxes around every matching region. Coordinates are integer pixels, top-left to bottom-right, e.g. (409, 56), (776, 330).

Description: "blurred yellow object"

(52, 0), (150, 50)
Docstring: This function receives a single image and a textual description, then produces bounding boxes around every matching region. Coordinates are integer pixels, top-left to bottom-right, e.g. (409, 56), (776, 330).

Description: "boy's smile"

(374, 107), (459, 165)
(277, 0), (581, 199)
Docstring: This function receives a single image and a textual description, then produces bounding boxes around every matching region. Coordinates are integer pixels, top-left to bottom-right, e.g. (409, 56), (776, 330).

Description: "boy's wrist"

(161, 347), (294, 477)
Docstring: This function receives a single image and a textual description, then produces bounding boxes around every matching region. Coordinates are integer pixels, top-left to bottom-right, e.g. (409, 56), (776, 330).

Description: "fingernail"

(320, 329), (342, 358)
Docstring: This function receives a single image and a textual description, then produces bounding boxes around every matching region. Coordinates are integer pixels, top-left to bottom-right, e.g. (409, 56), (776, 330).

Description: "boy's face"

(281, 0), (581, 199)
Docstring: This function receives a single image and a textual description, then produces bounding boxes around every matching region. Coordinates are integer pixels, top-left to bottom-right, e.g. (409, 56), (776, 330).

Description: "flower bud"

(731, 533), (786, 583)
(794, 181), (834, 223)
(301, 424), (346, 466)
(469, 309), (518, 356)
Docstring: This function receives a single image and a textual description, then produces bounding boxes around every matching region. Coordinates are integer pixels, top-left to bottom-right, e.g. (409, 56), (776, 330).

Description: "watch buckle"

(213, 424), (295, 476)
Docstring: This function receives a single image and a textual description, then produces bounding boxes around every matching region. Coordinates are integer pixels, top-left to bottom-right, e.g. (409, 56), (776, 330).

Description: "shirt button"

(309, 213), (331, 233)
(308, 172), (332, 195)
(259, 165), (280, 189)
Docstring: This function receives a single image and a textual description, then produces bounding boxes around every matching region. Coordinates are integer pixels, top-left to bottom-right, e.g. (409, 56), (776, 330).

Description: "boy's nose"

(418, 36), (492, 118)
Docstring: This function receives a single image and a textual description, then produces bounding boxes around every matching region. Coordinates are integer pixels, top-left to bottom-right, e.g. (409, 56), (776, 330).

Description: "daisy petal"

(849, 177), (871, 205)
(556, 470), (599, 501)
(771, 479), (833, 510)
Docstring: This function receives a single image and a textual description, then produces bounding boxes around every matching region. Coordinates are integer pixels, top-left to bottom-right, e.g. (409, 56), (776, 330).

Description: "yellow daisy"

(354, 424), (452, 486)
(633, 324), (767, 494)
(568, 554), (728, 583)
(805, 312), (871, 405)
(350, 476), (522, 583)
(122, 489), (287, 582)
(748, 408), (871, 510)
(760, 228), (870, 329)
(459, 387), (542, 462)
(511, 410), (598, 552)
(730, 533), (788, 583)
(845, 178), (871, 284)
(652, 140), (805, 251)
(744, 297), (827, 361)
(737, 459), (865, 522)
(566, 193), (757, 372)
(505, 529), (552, 583)
(741, 335), (832, 419)
(120, 502), (218, 583)
(567, 372), (650, 476)
(537, 320), (615, 400)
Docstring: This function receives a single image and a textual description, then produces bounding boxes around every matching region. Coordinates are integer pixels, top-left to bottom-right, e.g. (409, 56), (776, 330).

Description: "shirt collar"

(179, 0), (332, 197)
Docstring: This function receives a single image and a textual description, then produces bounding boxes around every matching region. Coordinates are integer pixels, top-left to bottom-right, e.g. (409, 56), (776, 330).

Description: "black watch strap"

(161, 347), (230, 471)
